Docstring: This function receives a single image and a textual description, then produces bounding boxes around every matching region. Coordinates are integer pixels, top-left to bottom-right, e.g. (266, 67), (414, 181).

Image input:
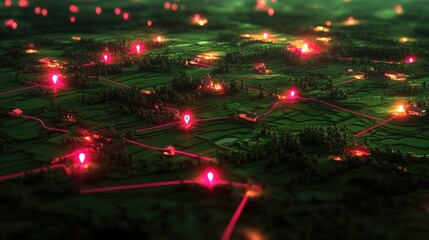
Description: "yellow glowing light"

(155, 36), (162, 42)
(313, 26), (330, 32)
(316, 37), (332, 43)
(25, 49), (38, 54)
(344, 16), (359, 26)
(399, 37), (409, 43)
(398, 105), (405, 113)
(263, 32), (268, 40)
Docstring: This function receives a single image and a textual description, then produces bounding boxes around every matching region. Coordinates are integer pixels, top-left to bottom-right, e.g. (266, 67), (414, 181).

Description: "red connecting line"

(258, 101), (281, 119)
(98, 77), (132, 89)
(80, 179), (261, 194)
(191, 116), (231, 124)
(161, 105), (181, 115)
(0, 86), (37, 95)
(136, 121), (179, 132)
(0, 164), (72, 181)
(21, 114), (69, 133)
(299, 97), (385, 121)
(354, 114), (398, 137)
(221, 191), (251, 240)
(334, 78), (358, 86)
(124, 138), (212, 161)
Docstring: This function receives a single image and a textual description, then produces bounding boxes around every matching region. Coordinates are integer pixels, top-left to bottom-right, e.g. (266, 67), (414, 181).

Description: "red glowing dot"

(69, 4), (79, 13)
(51, 75), (58, 84)
(409, 57), (414, 63)
(41, 9), (48, 16)
(95, 6), (102, 15)
(184, 114), (191, 125)
(4, 0), (11, 7)
(70, 16), (76, 23)
(326, 20), (332, 26)
(78, 153), (86, 164)
(290, 90), (295, 98)
(18, 0), (28, 8)
(147, 20), (152, 26)
(171, 3), (178, 11)
(164, 2), (171, 10)
(123, 12), (129, 20)
(207, 171), (214, 182)
(103, 54), (108, 61)
(136, 44), (141, 53)
(194, 14), (201, 21)
(114, 8), (121, 15)
(35, 7), (41, 14)
(11, 22), (18, 30)
(268, 8), (275, 16)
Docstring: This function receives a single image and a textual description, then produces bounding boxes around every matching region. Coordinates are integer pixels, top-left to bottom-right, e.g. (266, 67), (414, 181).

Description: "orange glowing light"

(155, 36), (162, 42)
(263, 32), (268, 40)
(397, 105), (405, 113)
(326, 20), (332, 26)
(26, 49), (38, 54)
(399, 37), (408, 43)
(72, 36), (81, 41)
(344, 16), (359, 25)
(313, 26), (330, 32)
(395, 5), (403, 14)
(268, 8), (275, 16)
(301, 43), (310, 53)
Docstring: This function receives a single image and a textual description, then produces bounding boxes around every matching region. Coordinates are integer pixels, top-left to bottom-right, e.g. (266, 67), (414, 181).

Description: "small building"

(406, 106), (427, 117)
(8, 108), (23, 117)
(384, 70), (409, 81)
(253, 63), (267, 73)
(163, 146), (176, 156)
(238, 112), (258, 122)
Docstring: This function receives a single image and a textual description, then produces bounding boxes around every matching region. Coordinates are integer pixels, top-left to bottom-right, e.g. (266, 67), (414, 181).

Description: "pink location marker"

(207, 171), (214, 183)
(184, 114), (190, 125)
(136, 44), (141, 53)
(290, 90), (295, 98)
(103, 54), (108, 61)
(78, 152), (86, 164)
(51, 74), (58, 84)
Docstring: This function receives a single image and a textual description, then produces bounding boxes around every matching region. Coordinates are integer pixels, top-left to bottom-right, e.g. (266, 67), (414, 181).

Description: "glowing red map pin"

(51, 74), (58, 84)
(207, 171), (214, 183)
(136, 44), (141, 53)
(78, 152), (86, 164)
(103, 54), (108, 61)
(184, 114), (190, 125)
